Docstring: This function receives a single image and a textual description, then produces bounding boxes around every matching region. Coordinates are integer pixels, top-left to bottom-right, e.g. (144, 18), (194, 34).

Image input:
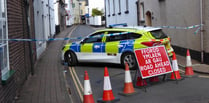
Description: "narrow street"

(64, 25), (209, 103)
(14, 25), (209, 103)
(2, 0), (209, 103)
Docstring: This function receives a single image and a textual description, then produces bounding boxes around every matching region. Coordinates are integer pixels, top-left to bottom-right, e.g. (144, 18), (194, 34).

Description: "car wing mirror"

(80, 41), (85, 44)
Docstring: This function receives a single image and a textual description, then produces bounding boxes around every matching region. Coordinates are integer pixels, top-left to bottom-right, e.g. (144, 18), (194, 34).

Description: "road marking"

(63, 25), (84, 102)
(71, 67), (84, 91)
(65, 25), (78, 43)
(63, 71), (74, 103)
(69, 67), (83, 102)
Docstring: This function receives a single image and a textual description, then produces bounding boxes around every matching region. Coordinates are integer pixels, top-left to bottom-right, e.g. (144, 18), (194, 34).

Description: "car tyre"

(121, 52), (138, 70)
(64, 51), (77, 66)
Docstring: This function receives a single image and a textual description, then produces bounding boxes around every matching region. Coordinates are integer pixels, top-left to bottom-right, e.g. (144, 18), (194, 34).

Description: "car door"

(78, 31), (105, 62)
(103, 31), (142, 64)
(101, 31), (127, 64)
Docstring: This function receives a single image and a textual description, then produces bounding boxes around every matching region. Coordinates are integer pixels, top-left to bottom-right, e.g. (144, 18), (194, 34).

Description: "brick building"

(0, 0), (36, 102)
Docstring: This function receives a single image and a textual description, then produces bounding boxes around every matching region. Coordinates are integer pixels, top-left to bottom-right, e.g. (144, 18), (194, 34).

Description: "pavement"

(14, 25), (209, 103)
(176, 54), (209, 74)
(15, 26), (75, 103)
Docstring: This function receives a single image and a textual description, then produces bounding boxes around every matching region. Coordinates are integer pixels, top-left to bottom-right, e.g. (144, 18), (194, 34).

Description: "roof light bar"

(108, 23), (127, 28)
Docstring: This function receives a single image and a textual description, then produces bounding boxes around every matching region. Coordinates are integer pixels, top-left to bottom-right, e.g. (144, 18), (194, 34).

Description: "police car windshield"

(150, 30), (168, 39)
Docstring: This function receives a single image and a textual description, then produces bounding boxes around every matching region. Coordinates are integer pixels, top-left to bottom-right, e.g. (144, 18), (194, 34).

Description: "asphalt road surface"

(64, 25), (209, 103)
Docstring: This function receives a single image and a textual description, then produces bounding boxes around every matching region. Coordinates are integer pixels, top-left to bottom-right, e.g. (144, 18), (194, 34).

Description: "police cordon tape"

(156, 24), (203, 35)
(0, 32), (130, 42)
(0, 24), (203, 42)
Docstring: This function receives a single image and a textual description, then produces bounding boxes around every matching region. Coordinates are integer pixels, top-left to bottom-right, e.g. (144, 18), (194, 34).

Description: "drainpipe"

(24, 0), (35, 75)
(200, 0), (204, 63)
(104, 0), (107, 27)
(48, 0), (52, 38)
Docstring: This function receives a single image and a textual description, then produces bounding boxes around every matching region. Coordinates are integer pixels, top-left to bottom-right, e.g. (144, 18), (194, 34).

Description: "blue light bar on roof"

(108, 23), (127, 28)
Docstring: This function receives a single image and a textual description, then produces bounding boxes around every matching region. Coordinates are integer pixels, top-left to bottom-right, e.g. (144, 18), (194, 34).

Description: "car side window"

(82, 32), (104, 43)
(127, 33), (142, 39)
(106, 31), (127, 42)
(106, 31), (142, 42)
(150, 30), (168, 39)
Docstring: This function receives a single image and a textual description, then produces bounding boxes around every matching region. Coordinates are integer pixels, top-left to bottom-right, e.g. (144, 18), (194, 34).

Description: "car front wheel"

(121, 52), (138, 70)
(64, 51), (77, 66)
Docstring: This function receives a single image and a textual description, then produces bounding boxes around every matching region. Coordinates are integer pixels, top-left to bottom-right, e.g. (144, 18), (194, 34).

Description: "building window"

(108, 0), (110, 17)
(140, 3), (145, 21)
(0, 0), (9, 76)
(118, 0), (121, 15)
(125, 0), (129, 14)
(112, 0), (115, 16)
(81, 10), (83, 15)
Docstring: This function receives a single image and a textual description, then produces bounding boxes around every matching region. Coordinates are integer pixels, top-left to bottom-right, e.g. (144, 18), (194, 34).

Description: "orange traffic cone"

(119, 63), (136, 96)
(97, 67), (120, 103)
(136, 71), (147, 87)
(185, 49), (194, 76)
(83, 71), (95, 103)
(170, 53), (182, 80)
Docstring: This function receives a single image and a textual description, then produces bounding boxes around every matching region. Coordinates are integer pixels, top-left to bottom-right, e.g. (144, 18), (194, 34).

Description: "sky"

(88, 0), (104, 15)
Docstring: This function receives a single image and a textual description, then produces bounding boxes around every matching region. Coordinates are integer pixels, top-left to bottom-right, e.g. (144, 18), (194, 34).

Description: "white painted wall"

(89, 16), (102, 26)
(34, 0), (46, 59)
(54, 0), (59, 25)
(43, 0), (50, 39)
(72, 0), (80, 24)
(49, 1), (55, 37)
(34, 0), (56, 59)
(105, 0), (138, 27)
(65, 0), (74, 26)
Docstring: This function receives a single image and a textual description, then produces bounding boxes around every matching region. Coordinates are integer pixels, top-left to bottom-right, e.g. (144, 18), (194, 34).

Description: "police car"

(62, 25), (173, 69)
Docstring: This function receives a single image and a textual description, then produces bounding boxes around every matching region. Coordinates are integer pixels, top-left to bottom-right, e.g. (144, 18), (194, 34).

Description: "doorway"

(146, 11), (152, 26)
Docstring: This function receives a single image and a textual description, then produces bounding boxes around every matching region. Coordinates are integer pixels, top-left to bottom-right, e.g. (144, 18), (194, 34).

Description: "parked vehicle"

(62, 26), (173, 69)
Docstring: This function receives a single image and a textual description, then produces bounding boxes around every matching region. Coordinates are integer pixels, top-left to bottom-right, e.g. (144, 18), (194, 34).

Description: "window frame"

(82, 32), (105, 43)
(118, 0), (121, 15)
(107, 0), (111, 17)
(112, 0), (115, 16)
(125, 0), (129, 14)
(0, 0), (10, 76)
(105, 31), (142, 42)
(140, 2), (145, 21)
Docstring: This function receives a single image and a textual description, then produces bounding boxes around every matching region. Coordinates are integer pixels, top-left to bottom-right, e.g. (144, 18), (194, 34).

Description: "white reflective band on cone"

(172, 60), (179, 71)
(84, 80), (92, 95)
(186, 56), (192, 67)
(103, 77), (112, 90)
(125, 71), (132, 83)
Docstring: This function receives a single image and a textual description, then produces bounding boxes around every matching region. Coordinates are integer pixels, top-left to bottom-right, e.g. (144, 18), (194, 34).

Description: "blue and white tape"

(157, 24), (203, 34)
(157, 24), (202, 29)
(0, 24), (203, 42)
(0, 32), (131, 42)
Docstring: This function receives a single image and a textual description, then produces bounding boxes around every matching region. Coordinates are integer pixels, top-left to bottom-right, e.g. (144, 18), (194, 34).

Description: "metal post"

(200, 0), (204, 63)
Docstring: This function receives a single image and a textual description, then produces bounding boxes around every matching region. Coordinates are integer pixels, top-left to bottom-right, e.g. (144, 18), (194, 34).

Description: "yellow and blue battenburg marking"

(81, 43), (93, 52)
(69, 42), (80, 52)
(93, 43), (105, 52)
(119, 40), (135, 53)
(105, 41), (119, 53)
(66, 39), (144, 54)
